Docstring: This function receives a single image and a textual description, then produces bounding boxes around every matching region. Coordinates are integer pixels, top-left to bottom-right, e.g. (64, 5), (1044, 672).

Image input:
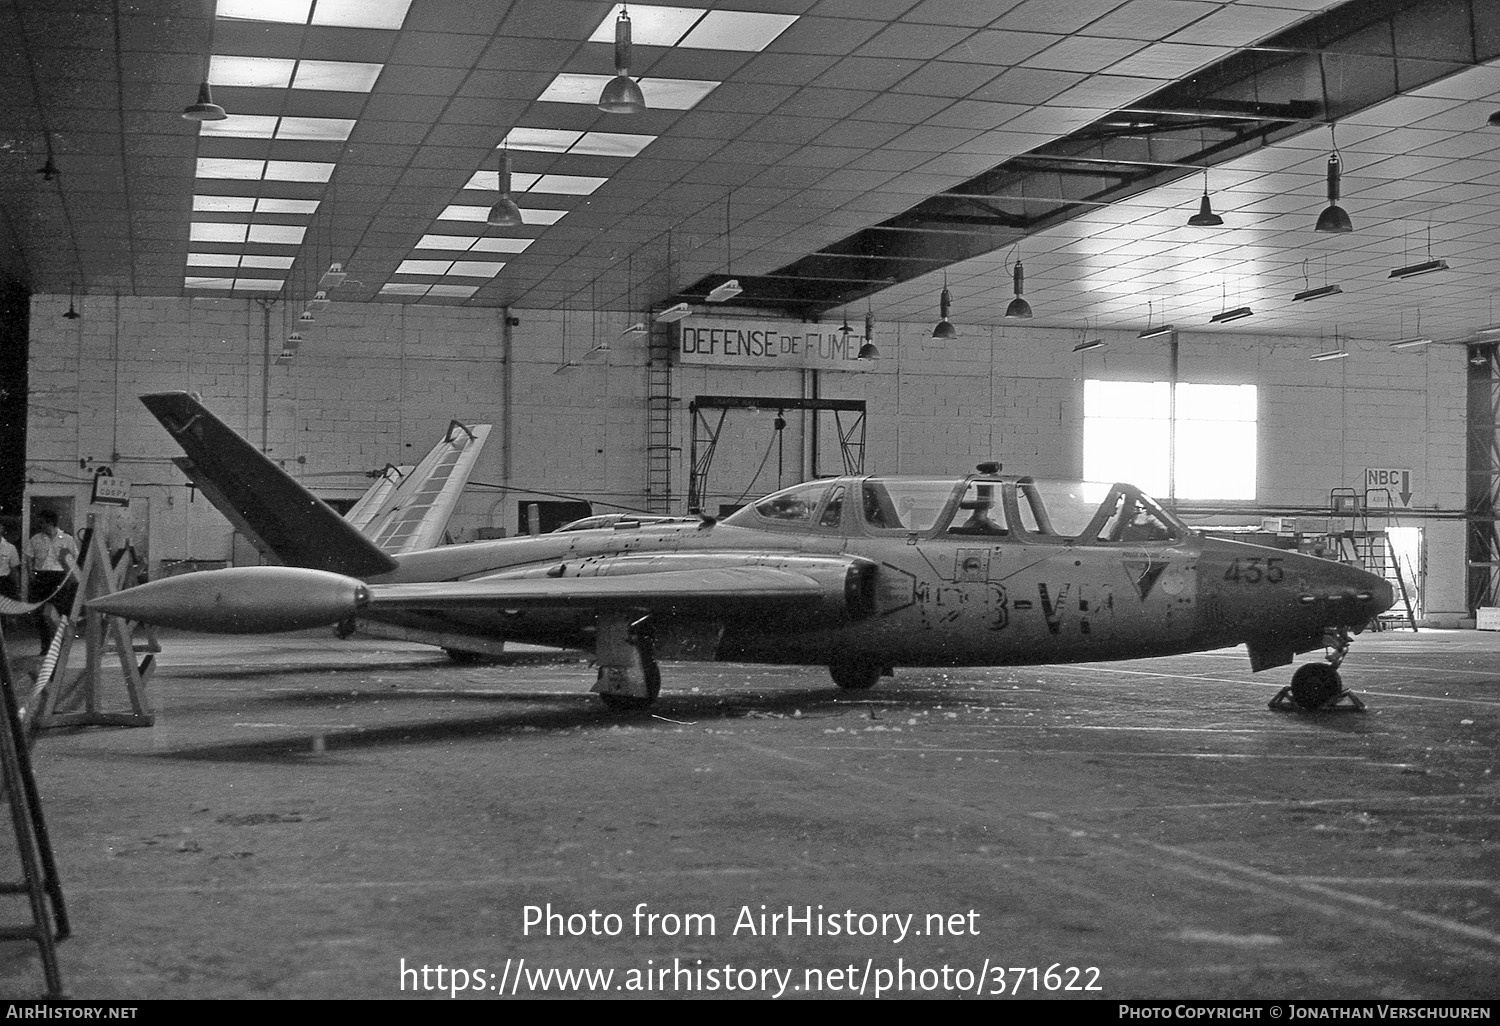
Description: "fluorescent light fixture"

(1292, 284), (1342, 302)
(1210, 306), (1253, 324)
(1388, 337), (1433, 350)
(621, 321), (649, 337)
(1476, 324), (1500, 336)
(706, 279), (742, 302)
(588, 6), (798, 51)
(286, 332), (304, 345)
(540, 72), (718, 110)
(1138, 324), (1174, 339)
(307, 292), (330, 310)
(320, 263), (347, 289)
(1310, 348), (1350, 361)
(1073, 339), (1106, 352)
(1389, 259), (1448, 279)
(655, 302), (692, 323)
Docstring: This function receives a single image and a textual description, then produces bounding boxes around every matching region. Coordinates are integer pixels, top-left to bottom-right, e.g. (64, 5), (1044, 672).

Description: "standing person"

(29, 510), (78, 655)
(0, 526), (19, 603)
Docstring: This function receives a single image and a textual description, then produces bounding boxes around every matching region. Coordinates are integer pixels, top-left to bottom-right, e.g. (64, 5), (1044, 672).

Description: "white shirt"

(0, 538), (18, 576)
(29, 530), (77, 573)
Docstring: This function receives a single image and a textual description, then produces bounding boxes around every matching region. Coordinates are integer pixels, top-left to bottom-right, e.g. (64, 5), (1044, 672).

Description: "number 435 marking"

(1223, 556), (1284, 584)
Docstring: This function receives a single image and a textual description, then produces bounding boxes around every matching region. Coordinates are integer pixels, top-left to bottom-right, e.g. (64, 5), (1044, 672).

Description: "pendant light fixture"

(932, 274), (957, 339)
(1187, 166), (1223, 227)
(182, 80), (227, 121)
(1138, 299), (1173, 339)
(1073, 321), (1104, 352)
(839, 309), (853, 334)
(1209, 282), (1252, 324)
(1314, 125), (1353, 233)
(706, 191), (741, 301)
(62, 283), (80, 320)
(1004, 247), (1032, 319)
(1292, 258), (1342, 302)
(598, 6), (646, 114)
(1389, 310), (1432, 350)
(858, 304), (878, 360)
(1310, 325), (1349, 361)
(1389, 224), (1448, 279)
(486, 147), (524, 228)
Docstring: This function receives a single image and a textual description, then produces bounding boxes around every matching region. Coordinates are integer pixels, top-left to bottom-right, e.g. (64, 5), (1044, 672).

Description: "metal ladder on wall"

(644, 325), (676, 514)
(1327, 488), (1418, 631)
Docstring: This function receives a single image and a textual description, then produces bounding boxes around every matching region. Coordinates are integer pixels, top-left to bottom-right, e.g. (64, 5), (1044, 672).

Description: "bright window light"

(275, 116), (356, 141)
(239, 254), (297, 269)
(247, 225), (307, 244)
(197, 158), (266, 179)
(264, 160), (335, 183)
(256, 198), (320, 214)
(538, 73), (719, 110)
(396, 259), (454, 275)
(190, 222), (249, 243)
(502, 128), (656, 157)
(292, 59), (384, 92)
(209, 55), (295, 88)
(187, 253), (241, 267)
(680, 11), (798, 51)
(447, 261), (505, 278)
(199, 115), (279, 139)
(193, 195), (256, 212)
(1083, 380), (1257, 501)
(312, 0), (412, 30)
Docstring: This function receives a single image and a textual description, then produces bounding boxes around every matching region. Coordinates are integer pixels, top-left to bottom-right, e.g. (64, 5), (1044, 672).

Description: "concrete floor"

(0, 626), (1495, 1000)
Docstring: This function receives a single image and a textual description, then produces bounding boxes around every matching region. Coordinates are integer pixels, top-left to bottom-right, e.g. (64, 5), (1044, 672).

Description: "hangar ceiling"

(5, 0), (1500, 347)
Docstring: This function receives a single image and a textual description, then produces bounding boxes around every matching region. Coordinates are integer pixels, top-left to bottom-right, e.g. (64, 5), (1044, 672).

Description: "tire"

(1290, 662), (1342, 710)
(444, 648), (495, 665)
(598, 661), (661, 712)
(829, 658), (882, 690)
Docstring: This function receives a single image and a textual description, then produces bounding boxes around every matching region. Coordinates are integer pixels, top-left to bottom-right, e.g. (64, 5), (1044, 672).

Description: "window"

(1083, 381), (1256, 500)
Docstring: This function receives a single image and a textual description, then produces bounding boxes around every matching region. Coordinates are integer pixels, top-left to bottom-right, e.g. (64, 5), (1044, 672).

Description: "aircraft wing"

(359, 423), (491, 554)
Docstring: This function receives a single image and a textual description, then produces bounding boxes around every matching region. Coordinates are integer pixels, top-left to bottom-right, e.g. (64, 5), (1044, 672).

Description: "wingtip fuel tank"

(89, 566), (368, 634)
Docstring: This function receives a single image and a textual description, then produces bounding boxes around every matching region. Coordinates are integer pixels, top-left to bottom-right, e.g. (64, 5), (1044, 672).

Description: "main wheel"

(829, 658), (882, 690)
(598, 662), (661, 712)
(1290, 662), (1342, 709)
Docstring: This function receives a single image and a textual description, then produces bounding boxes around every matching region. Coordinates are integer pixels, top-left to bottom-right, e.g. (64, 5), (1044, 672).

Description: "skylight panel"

(571, 132), (655, 158)
(312, 0), (412, 30)
(380, 283), (431, 296)
(396, 259), (455, 275)
(239, 255), (298, 269)
(185, 276), (235, 289)
(247, 225), (307, 244)
(504, 128), (583, 152)
(439, 204), (566, 225)
(256, 198), (320, 214)
(187, 253), (242, 267)
(209, 55), (295, 88)
(470, 237), (533, 254)
(193, 195), (256, 212)
(679, 11), (798, 51)
(199, 115), (279, 139)
(264, 160), (336, 183)
(196, 158), (266, 180)
(231, 278), (284, 291)
(425, 285), (479, 298)
(216, 0), (310, 23)
(275, 116), (356, 141)
(588, 5), (703, 46)
(447, 261), (506, 278)
(587, 6), (798, 51)
(521, 209), (568, 226)
(463, 170), (606, 195)
(190, 223), (250, 243)
(416, 234), (481, 250)
(538, 73), (718, 110)
(292, 59), (384, 92)
(414, 235), (534, 254)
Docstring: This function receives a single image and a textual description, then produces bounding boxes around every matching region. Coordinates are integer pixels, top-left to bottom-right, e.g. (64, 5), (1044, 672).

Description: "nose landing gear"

(1270, 626), (1367, 712)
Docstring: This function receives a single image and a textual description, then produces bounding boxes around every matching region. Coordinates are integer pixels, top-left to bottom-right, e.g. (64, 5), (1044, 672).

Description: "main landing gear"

(828, 657), (891, 691)
(591, 615), (661, 712)
(1270, 626), (1367, 712)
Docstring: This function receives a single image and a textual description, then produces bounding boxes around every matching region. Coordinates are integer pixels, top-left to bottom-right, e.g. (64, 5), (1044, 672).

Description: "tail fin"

(142, 393), (398, 578)
(356, 421), (491, 555)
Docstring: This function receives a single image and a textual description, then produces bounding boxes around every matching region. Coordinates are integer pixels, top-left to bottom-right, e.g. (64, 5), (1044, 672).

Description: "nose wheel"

(1269, 627), (1366, 712)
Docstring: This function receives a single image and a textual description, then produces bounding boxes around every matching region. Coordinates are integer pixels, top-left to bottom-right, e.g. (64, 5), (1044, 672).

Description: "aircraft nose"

(1298, 561), (1395, 625)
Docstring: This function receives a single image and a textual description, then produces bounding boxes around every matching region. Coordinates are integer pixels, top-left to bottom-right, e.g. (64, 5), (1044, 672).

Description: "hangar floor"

(0, 627), (1495, 1000)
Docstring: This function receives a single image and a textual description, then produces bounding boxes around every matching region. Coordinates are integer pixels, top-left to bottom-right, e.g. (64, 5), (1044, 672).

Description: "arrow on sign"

(1398, 470), (1412, 506)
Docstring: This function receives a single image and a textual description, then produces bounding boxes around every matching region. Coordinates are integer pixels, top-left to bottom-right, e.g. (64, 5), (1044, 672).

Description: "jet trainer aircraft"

(92, 393), (1395, 712)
